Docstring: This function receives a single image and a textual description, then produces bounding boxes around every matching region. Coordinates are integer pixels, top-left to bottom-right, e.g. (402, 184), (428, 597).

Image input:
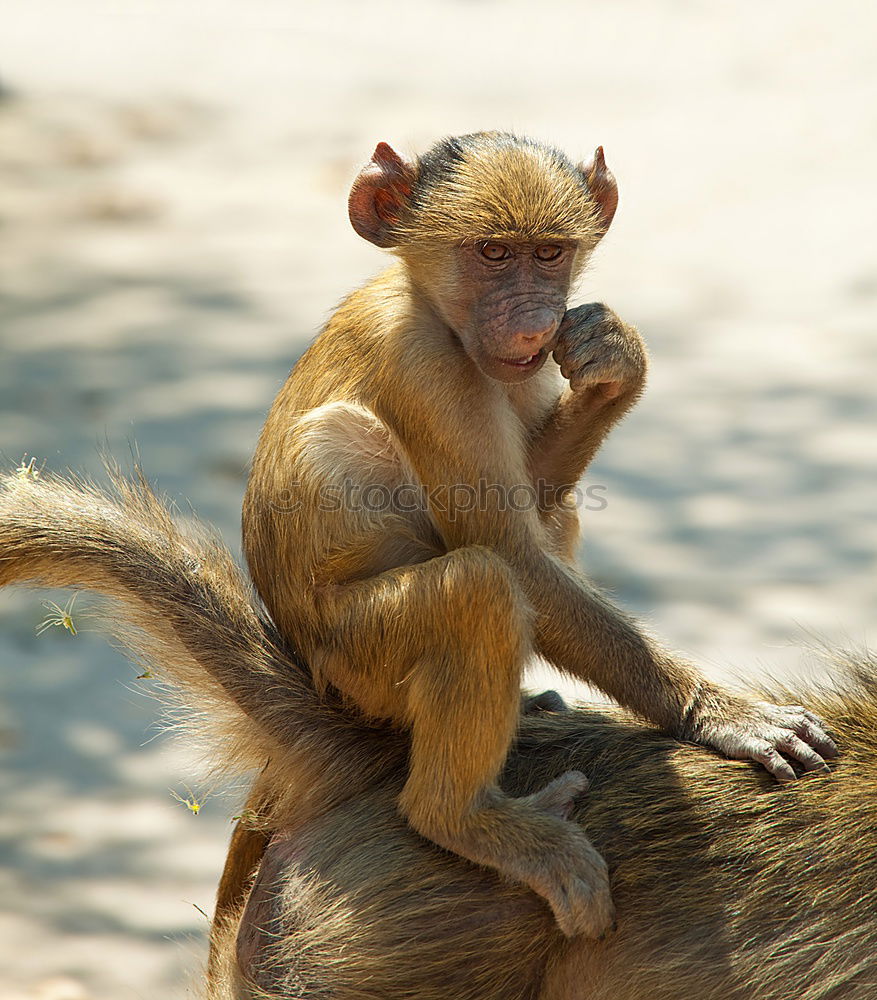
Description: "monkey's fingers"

(753, 702), (839, 759)
(744, 741), (799, 782)
(795, 708), (838, 758)
(791, 718), (839, 759)
(699, 700), (838, 781)
(717, 729), (833, 781)
(801, 707), (830, 727)
(702, 724), (809, 781)
(776, 734), (832, 774)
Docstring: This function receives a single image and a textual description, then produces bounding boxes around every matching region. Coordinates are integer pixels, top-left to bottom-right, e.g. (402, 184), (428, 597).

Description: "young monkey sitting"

(242, 133), (837, 938)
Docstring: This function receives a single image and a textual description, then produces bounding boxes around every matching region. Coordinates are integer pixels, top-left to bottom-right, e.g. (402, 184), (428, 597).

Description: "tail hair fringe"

(0, 464), (397, 818)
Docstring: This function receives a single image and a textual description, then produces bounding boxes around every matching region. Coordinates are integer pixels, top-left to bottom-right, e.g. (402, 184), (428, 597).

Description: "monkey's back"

(230, 676), (877, 1000)
(241, 265), (434, 655)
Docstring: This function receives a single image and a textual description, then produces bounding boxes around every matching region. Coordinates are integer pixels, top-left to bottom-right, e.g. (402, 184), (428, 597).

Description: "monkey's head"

(349, 133), (618, 383)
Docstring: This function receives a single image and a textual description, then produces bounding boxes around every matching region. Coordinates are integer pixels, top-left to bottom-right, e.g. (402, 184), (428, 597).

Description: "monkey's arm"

(528, 387), (637, 491)
(529, 303), (647, 490)
(474, 503), (832, 778)
(379, 365), (836, 779)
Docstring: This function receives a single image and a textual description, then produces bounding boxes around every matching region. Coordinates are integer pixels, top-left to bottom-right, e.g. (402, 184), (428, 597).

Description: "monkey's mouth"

(497, 351), (544, 370)
(480, 347), (548, 383)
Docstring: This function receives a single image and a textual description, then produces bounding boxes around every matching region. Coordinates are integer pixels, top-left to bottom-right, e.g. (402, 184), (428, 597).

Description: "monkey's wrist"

(673, 683), (750, 743)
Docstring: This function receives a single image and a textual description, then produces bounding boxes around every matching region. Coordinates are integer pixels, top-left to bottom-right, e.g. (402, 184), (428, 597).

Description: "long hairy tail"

(0, 465), (396, 817)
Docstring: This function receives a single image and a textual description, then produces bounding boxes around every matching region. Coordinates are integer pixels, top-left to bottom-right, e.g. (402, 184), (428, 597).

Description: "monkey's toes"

(526, 770), (590, 820)
(545, 848), (614, 939)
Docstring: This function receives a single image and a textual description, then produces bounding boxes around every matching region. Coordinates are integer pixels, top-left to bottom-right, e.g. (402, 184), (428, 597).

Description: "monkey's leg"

(209, 697), (564, 989)
(313, 546), (613, 938)
(208, 812), (269, 987)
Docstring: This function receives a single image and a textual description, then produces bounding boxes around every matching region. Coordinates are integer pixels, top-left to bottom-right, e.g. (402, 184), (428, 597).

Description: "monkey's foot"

(520, 768), (588, 820)
(404, 771), (614, 939)
(514, 770), (615, 937)
(522, 689), (569, 715)
(533, 837), (614, 938)
(487, 771), (615, 938)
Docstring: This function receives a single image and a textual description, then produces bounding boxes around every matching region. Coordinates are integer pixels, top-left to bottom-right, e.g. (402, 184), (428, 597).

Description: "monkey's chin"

(481, 350), (548, 383)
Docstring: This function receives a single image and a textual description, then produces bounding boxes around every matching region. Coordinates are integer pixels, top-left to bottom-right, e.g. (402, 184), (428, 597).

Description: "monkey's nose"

(507, 312), (558, 356)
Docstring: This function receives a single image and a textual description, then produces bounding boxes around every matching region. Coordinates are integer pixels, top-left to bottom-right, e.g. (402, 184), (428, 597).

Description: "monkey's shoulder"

(282, 270), (409, 407)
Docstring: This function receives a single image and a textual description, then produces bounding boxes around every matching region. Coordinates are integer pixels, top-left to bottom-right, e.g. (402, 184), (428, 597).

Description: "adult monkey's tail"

(0, 465), (397, 820)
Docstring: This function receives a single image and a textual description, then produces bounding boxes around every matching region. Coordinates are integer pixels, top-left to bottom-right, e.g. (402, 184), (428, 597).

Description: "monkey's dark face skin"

(443, 240), (577, 384)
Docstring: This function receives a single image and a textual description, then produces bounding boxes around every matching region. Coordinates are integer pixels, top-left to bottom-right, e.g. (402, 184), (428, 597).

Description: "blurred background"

(0, 0), (875, 995)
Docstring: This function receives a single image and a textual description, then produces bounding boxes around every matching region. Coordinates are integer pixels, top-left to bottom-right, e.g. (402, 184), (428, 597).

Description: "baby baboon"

(242, 132), (835, 935)
(0, 468), (871, 1000)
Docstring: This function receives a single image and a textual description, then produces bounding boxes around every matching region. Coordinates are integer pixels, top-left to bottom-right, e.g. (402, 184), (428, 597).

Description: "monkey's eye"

(534, 245), (563, 262)
(480, 242), (512, 261)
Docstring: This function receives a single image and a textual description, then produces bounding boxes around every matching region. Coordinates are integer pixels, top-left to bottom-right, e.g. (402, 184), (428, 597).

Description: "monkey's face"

(347, 138), (618, 384)
(437, 239), (579, 384)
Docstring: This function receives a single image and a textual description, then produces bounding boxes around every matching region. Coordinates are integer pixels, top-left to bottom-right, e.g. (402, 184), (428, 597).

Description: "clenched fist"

(553, 303), (648, 400)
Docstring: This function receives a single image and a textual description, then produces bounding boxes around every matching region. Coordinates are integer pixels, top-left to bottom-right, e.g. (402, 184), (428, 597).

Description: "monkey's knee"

(437, 546), (532, 653)
(394, 547), (535, 729)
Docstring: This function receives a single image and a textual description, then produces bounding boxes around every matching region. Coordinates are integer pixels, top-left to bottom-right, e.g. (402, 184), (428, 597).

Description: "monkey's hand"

(552, 303), (647, 400)
(684, 697), (839, 782)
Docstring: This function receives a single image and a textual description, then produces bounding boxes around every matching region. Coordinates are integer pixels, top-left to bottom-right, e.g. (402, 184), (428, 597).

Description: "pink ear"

(581, 146), (618, 236)
(348, 142), (417, 248)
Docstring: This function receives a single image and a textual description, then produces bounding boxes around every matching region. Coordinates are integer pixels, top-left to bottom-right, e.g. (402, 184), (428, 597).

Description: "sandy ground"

(0, 0), (875, 994)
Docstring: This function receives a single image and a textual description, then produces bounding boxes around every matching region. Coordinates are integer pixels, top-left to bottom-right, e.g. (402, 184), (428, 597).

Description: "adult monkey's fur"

(1, 468), (875, 999)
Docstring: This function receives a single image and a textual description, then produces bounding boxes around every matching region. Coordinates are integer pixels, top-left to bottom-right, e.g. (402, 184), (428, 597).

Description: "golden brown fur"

(241, 132), (836, 936)
(0, 467), (874, 998)
(223, 676), (877, 1000)
(0, 467), (401, 833)
(393, 133), (603, 245)
(0, 133), (848, 991)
